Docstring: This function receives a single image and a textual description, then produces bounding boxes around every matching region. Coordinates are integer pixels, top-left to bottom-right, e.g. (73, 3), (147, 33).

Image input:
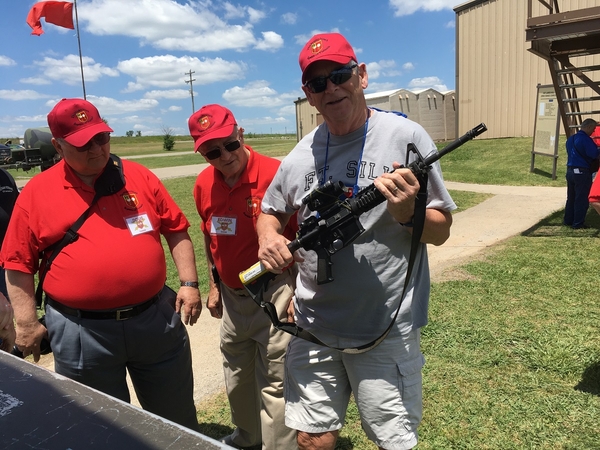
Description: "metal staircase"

(526, 0), (600, 137)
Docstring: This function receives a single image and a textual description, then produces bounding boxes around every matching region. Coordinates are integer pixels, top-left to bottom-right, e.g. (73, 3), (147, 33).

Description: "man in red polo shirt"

(1, 98), (202, 430)
(189, 104), (297, 449)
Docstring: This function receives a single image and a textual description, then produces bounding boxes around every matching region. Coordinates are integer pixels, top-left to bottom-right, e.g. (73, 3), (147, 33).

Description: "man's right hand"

(257, 230), (294, 274)
(256, 212), (300, 273)
(15, 319), (48, 362)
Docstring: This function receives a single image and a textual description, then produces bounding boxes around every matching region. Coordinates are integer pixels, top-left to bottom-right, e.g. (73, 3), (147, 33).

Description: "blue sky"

(0, 0), (462, 139)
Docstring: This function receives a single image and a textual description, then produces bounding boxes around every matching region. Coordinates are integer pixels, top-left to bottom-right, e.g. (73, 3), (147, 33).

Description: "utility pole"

(185, 70), (196, 113)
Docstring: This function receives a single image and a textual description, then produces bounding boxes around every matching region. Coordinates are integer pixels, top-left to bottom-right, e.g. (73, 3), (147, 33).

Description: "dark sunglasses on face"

(74, 132), (111, 152)
(202, 139), (241, 160)
(304, 63), (358, 94)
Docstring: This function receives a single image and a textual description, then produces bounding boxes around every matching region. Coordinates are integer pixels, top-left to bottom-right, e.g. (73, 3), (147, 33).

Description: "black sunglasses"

(202, 139), (241, 160)
(304, 63), (358, 94)
(75, 132), (111, 152)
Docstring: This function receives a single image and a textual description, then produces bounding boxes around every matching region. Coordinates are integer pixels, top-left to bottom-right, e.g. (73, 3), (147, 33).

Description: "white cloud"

(19, 77), (52, 86)
(222, 80), (299, 109)
(247, 7), (267, 24)
(26, 55), (118, 86)
(78, 0), (279, 53)
(446, 20), (456, 28)
(247, 116), (288, 125)
(222, 2), (266, 23)
(117, 55), (247, 91)
(403, 62), (415, 71)
(365, 82), (400, 93)
(144, 89), (190, 100)
(408, 76), (448, 91)
(0, 56), (16, 66)
(0, 90), (52, 101)
(281, 13), (297, 25)
(223, 2), (246, 20)
(295, 29), (341, 45)
(255, 31), (284, 52)
(367, 60), (398, 79)
(278, 104), (295, 116)
(47, 95), (160, 116)
(389, 0), (459, 16)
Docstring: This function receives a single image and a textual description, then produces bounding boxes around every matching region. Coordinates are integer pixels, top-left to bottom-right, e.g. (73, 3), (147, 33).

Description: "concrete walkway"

(32, 163), (567, 408)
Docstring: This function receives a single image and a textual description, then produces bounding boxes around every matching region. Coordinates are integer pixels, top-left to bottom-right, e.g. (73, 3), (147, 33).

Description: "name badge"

(125, 213), (154, 236)
(211, 216), (237, 236)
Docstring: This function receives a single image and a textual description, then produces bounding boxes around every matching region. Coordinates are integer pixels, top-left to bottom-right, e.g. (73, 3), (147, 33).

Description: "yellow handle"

(239, 261), (269, 285)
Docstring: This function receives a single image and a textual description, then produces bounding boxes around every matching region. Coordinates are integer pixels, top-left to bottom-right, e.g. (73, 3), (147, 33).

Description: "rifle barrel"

(428, 122), (487, 165)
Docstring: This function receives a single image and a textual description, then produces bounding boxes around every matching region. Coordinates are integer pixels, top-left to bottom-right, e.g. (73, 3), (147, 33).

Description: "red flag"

(27, 1), (74, 36)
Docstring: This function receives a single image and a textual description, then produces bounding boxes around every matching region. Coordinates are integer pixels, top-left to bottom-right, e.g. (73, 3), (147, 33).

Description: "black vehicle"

(1, 127), (59, 171)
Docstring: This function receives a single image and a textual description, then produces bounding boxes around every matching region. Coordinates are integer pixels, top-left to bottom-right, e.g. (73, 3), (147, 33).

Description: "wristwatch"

(180, 281), (199, 288)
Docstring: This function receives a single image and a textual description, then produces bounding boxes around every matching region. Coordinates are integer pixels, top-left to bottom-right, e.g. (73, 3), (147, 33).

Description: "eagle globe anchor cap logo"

(199, 115), (212, 130)
(311, 39), (324, 55)
(74, 110), (89, 124)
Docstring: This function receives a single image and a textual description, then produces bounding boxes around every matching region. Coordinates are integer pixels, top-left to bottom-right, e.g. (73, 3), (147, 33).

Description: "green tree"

(162, 126), (175, 151)
(136, 131), (142, 137)
(126, 130), (134, 137)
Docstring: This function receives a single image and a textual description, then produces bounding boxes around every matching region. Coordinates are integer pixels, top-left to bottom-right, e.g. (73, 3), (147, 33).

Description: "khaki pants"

(220, 269), (298, 450)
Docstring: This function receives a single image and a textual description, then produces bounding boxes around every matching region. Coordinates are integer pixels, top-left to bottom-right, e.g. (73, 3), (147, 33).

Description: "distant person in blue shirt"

(564, 118), (599, 229)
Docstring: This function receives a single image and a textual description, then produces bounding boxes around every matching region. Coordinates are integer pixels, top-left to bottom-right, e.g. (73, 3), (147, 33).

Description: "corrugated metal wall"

(456, 0), (600, 138)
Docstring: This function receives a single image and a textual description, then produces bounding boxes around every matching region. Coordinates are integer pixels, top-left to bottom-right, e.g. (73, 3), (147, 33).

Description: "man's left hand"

(176, 287), (202, 326)
(373, 162), (420, 224)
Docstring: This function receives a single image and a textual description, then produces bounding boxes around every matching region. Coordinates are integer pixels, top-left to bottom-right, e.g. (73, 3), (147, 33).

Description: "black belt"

(46, 292), (161, 320)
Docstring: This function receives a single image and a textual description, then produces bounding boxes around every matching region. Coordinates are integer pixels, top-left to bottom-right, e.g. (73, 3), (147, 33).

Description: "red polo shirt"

(194, 146), (296, 289)
(1, 159), (189, 309)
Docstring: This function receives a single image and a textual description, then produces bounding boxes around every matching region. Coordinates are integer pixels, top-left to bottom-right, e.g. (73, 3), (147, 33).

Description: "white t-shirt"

(262, 109), (456, 347)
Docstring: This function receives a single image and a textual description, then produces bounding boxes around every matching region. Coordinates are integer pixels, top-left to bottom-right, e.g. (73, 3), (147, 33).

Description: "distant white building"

(294, 88), (456, 142)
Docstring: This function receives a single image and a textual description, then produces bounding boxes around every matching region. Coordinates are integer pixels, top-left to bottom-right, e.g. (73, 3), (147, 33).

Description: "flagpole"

(73, 0), (86, 100)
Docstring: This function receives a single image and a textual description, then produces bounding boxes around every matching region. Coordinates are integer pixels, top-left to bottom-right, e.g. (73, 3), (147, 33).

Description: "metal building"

(455, 0), (600, 139)
(294, 88), (456, 142)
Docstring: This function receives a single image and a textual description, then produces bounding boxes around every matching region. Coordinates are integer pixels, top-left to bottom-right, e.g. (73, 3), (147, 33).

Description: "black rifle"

(240, 123), (487, 291)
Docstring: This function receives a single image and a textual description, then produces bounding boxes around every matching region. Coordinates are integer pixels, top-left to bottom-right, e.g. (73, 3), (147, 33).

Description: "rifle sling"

(250, 173), (429, 354)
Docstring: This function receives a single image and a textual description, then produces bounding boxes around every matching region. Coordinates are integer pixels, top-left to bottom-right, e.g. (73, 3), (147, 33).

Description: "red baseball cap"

(299, 33), (358, 83)
(47, 98), (113, 147)
(188, 104), (237, 153)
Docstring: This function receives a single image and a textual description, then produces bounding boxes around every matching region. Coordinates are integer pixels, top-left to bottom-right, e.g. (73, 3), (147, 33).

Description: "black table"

(0, 352), (231, 449)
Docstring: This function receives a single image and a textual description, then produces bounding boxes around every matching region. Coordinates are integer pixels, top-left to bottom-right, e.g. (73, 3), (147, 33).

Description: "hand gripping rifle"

(239, 123), (487, 353)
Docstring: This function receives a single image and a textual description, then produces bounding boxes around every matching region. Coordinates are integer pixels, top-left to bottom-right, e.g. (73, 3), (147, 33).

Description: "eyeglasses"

(202, 139), (241, 160)
(74, 132), (111, 152)
(304, 63), (358, 94)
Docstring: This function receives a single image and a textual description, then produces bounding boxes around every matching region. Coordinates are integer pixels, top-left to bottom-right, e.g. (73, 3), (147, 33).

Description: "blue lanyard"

(322, 115), (369, 198)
